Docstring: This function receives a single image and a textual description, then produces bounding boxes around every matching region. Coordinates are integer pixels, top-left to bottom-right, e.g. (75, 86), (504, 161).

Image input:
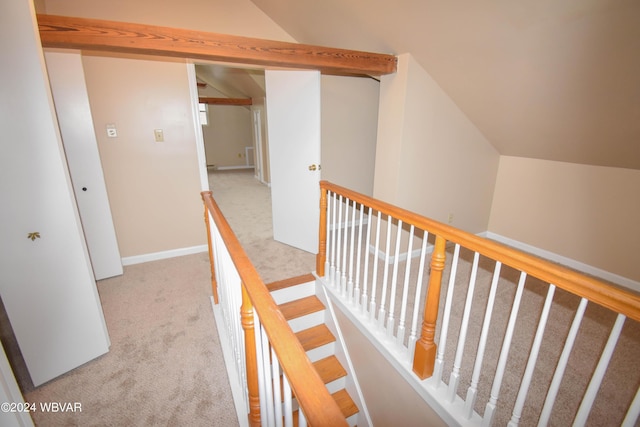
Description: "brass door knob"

(308, 164), (321, 171)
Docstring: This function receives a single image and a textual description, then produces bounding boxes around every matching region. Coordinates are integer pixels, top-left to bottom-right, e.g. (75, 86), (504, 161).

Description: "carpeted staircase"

(266, 273), (360, 426)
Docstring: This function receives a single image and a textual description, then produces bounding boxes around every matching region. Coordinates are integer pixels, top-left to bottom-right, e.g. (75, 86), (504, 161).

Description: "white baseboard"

(121, 244), (208, 266)
(208, 165), (254, 171)
(369, 245), (433, 264)
(481, 231), (640, 292)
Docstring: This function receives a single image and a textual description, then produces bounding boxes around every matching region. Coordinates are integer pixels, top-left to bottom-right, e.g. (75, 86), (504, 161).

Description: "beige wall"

(42, 0), (296, 257)
(334, 309), (447, 427)
(81, 55), (204, 257)
(202, 104), (253, 168)
(321, 75), (380, 196)
(489, 156), (640, 282)
(198, 84), (253, 168)
(374, 53), (500, 233)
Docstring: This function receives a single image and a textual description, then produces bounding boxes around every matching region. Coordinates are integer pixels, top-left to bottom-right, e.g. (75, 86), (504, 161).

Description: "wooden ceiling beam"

(199, 97), (252, 106)
(37, 14), (397, 76)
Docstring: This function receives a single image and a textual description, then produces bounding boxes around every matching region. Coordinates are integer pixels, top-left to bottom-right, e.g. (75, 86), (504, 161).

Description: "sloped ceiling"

(196, 64), (265, 99)
(250, 0), (640, 170)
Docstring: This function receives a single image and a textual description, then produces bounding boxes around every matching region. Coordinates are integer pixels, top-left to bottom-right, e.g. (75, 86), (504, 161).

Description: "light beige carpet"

(432, 247), (640, 427)
(208, 171), (640, 426)
(23, 253), (239, 427)
(0, 169), (311, 427)
(209, 170), (640, 426)
(207, 169), (316, 284)
(8, 169), (635, 426)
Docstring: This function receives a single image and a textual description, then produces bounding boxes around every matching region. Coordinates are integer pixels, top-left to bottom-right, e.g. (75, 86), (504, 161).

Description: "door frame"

(187, 62), (210, 192)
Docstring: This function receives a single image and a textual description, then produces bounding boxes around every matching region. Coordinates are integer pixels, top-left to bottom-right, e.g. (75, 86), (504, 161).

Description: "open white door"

(45, 50), (123, 281)
(0, 0), (110, 386)
(265, 70), (321, 254)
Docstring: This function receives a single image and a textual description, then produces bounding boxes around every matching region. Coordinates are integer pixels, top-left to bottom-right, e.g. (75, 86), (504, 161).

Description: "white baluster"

(464, 261), (502, 419)
(335, 195), (343, 290)
(377, 216), (393, 330)
(369, 211), (382, 322)
(261, 326), (275, 427)
(298, 409), (308, 427)
(254, 314), (267, 426)
(408, 230), (429, 363)
(448, 251), (480, 403)
(482, 272), (527, 427)
(347, 199), (357, 302)
(271, 346), (283, 427)
(508, 284), (556, 427)
(283, 374), (293, 427)
(433, 243), (461, 385)
(538, 298), (588, 426)
(572, 313), (626, 426)
(621, 384), (640, 427)
(353, 204), (365, 310)
(330, 192), (337, 286)
(341, 198), (350, 296)
(324, 191), (331, 279)
(386, 219), (403, 340)
(396, 225), (415, 349)
(361, 207), (373, 315)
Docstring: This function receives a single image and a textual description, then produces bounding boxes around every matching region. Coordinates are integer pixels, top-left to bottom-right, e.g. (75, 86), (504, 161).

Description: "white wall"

(374, 53), (500, 233)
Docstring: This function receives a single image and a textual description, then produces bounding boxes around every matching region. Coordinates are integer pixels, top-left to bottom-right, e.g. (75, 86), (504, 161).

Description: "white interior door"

(45, 50), (123, 280)
(0, 344), (33, 427)
(0, 0), (110, 386)
(265, 70), (321, 253)
(252, 108), (264, 183)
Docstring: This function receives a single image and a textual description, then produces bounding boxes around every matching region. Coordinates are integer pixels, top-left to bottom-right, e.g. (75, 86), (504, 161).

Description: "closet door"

(0, 0), (110, 386)
(45, 50), (123, 281)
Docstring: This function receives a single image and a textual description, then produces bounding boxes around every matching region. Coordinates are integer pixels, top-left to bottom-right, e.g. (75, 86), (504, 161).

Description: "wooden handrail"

(199, 97), (252, 106)
(318, 181), (640, 323)
(201, 191), (347, 427)
(37, 14), (397, 77)
(203, 203), (218, 304)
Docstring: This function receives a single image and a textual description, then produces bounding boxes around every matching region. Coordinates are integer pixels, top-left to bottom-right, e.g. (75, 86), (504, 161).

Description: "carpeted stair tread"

(279, 295), (325, 320)
(313, 355), (347, 384)
(266, 273), (315, 292)
(296, 324), (335, 352)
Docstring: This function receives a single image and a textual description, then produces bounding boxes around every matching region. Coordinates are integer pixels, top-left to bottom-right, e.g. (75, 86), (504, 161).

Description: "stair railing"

(316, 181), (640, 426)
(202, 191), (347, 427)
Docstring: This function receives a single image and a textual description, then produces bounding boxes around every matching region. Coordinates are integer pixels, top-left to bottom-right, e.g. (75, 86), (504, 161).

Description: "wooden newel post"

(316, 185), (328, 276)
(240, 283), (261, 427)
(413, 235), (447, 379)
(201, 191), (218, 304)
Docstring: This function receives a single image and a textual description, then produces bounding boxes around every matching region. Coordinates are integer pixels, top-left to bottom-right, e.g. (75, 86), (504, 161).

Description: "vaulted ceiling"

(249, 0), (640, 170)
